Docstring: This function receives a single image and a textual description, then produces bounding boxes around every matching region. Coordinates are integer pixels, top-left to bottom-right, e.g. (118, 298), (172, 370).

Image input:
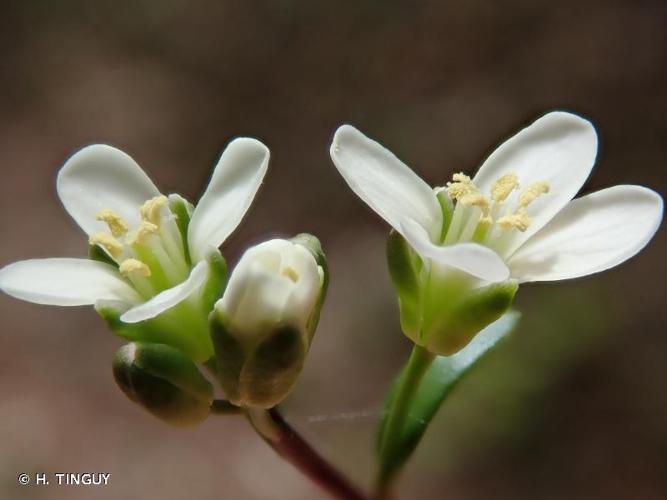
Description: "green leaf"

(377, 311), (520, 484)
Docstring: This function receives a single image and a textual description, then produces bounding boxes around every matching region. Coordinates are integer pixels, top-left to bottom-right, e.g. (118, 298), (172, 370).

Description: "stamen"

(126, 221), (159, 246)
(282, 267), (299, 283)
(119, 258), (152, 277)
(140, 195), (169, 225)
(89, 233), (124, 259)
(459, 193), (492, 224)
(497, 208), (530, 232)
(491, 172), (519, 203)
(446, 173), (478, 200)
(96, 209), (128, 237)
(519, 181), (550, 207)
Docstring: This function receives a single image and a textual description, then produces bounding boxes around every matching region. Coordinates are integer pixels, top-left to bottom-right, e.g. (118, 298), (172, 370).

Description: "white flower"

(330, 111), (663, 285)
(0, 138), (269, 328)
(217, 238), (324, 336)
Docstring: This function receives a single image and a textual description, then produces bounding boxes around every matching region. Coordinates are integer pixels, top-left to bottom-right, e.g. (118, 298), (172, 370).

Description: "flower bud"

(386, 231), (517, 356)
(113, 342), (214, 427)
(210, 236), (327, 409)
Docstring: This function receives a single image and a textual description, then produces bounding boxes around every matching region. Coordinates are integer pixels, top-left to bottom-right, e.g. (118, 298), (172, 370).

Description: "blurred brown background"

(1, 1), (665, 499)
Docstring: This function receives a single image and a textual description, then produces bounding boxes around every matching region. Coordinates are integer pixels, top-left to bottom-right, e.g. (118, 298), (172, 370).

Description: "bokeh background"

(1, 1), (666, 499)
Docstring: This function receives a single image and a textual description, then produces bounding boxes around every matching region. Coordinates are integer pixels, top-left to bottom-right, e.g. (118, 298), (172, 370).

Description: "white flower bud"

(211, 237), (327, 408)
(217, 239), (323, 337)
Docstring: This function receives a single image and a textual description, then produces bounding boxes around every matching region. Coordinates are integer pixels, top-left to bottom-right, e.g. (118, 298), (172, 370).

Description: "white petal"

(0, 258), (141, 306)
(473, 111), (598, 255)
(218, 261), (293, 334)
(120, 261), (209, 323)
(282, 243), (321, 326)
(330, 125), (443, 241)
(401, 219), (510, 282)
(188, 138), (269, 262)
(509, 185), (663, 282)
(217, 238), (321, 333)
(57, 145), (161, 236)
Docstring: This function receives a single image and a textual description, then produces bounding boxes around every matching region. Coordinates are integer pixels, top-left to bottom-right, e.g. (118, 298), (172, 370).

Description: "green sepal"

(200, 250), (228, 313)
(386, 230), (421, 338)
(376, 311), (520, 485)
(209, 311), (306, 409)
(113, 342), (213, 427)
(96, 300), (154, 340)
(168, 194), (194, 266)
(209, 310), (245, 405)
(291, 233), (329, 340)
(423, 280), (518, 356)
(435, 190), (453, 244)
(88, 244), (118, 268)
(96, 299), (214, 364)
(242, 326), (305, 408)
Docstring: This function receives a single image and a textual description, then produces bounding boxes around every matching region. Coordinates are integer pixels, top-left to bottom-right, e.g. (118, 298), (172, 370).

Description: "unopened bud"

(113, 342), (213, 427)
(210, 236), (327, 408)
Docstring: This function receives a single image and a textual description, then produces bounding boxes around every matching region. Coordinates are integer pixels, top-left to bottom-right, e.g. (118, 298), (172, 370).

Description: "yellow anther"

(519, 181), (550, 208)
(446, 172), (478, 200)
(497, 208), (531, 232)
(459, 193), (492, 223)
(126, 221), (159, 246)
(491, 172), (520, 203)
(119, 258), (152, 277)
(96, 209), (128, 237)
(452, 173), (472, 183)
(281, 267), (299, 283)
(140, 195), (168, 225)
(89, 233), (124, 259)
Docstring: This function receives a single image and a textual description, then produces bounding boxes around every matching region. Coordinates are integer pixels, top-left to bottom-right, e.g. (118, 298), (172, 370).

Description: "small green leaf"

(377, 311), (520, 485)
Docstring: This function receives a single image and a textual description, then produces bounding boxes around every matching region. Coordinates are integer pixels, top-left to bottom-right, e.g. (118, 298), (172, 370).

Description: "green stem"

(377, 344), (435, 497)
(246, 408), (369, 500)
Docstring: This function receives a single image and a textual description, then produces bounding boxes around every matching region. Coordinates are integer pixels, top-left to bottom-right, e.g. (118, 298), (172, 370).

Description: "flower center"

(89, 195), (190, 299)
(438, 172), (550, 257)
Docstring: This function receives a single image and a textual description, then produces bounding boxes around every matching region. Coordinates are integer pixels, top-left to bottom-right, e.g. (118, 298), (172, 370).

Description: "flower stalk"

(245, 407), (369, 500)
(376, 345), (435, 496)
